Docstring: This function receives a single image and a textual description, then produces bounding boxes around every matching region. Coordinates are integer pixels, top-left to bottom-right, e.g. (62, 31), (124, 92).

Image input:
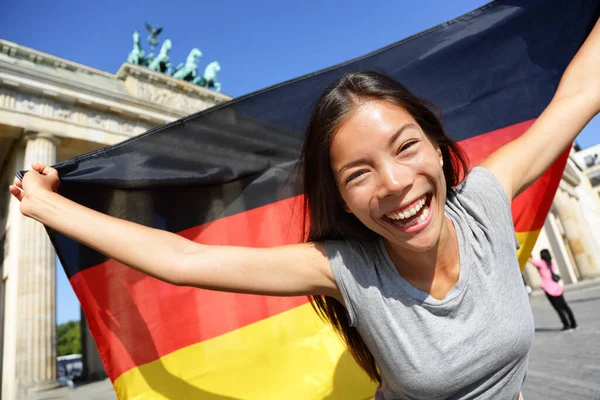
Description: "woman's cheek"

(360, 194), (378, 218)
(344, 191), (370, 217)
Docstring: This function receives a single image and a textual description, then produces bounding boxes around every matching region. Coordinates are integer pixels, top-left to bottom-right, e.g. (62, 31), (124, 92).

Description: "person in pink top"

(530, 249), (578, 331)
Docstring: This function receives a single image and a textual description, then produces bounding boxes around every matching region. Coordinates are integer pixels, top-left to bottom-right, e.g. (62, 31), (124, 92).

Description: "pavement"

(32, 379), (116, 400)
(38, 279), (600, 400)
(521, 279), (600, 400)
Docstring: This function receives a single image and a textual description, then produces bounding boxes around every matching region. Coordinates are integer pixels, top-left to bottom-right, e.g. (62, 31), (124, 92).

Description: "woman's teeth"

(385, 197), (427, 221)
(395, 207), (429, 228)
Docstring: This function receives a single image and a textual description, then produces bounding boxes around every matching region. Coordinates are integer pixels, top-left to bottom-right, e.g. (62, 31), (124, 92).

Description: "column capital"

(22, 130), (61, 147)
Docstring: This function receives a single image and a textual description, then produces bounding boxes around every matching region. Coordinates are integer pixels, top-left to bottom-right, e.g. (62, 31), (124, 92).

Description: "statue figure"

(144, 52), (154, 67)
(148, 39), (172, 73)
(145, 22), (163, 51)
(126, 31), (145, 65)
(172, 48), (203, 81)
(194, 61), (222, 92)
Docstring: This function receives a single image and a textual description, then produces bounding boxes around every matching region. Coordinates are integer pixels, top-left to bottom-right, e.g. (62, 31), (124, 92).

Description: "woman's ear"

(336, 191), (352, 213)
(437, 146), (444, 167)
(343, 202), (352, 213)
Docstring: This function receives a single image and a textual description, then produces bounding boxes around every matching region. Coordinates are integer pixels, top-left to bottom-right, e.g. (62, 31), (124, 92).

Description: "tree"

(57, 320), (81, 356)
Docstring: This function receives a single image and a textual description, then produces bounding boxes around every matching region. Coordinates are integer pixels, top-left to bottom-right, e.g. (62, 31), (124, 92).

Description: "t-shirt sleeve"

(456, 166), (518, 248)
(324, 240), (364, 327)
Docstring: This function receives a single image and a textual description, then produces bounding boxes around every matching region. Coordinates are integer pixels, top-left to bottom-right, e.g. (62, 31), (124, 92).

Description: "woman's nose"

(377, 166), (412, 199)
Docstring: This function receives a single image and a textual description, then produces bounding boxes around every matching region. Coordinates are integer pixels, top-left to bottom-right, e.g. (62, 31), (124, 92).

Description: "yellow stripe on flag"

(516, 229), (542, 270)
(113, 303), (376, 399)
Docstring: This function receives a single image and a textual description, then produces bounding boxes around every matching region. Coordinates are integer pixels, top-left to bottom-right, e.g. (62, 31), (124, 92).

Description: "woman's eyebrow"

(337, 158), (368, 177)
(388, 123), (419, 147)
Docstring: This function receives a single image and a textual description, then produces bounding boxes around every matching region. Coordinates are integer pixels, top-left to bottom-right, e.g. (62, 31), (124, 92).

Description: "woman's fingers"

(9, 164), (59, 204)
(9, 185), (24, 202)
(30, 163), (58, 178)
(44, 166), (59, 178)
(31, 163), (46, 172)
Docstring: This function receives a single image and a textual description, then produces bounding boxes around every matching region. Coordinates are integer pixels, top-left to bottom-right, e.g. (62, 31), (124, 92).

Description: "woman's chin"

(385, 229), (439, 253)
(405, 236), (439, 252)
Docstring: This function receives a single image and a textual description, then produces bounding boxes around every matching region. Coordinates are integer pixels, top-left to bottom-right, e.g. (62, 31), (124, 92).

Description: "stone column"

(15, 132), (60, 397)
(544, 212), (579, 284)
(2, 144), (26, 400)
(553, 187), (600, 280)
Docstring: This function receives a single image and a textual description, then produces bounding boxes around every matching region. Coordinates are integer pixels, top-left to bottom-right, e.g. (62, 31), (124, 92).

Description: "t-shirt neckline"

(377, 202), (472, 307)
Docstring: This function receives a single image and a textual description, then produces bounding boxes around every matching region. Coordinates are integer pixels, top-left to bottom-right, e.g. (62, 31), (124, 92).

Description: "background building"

(523, 148), (600, 289)
(574, 142), (600, 198)
(0, 38), (229, 400)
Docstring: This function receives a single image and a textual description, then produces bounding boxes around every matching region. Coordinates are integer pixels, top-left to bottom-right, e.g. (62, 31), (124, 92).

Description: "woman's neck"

(385, 216), (460, 299)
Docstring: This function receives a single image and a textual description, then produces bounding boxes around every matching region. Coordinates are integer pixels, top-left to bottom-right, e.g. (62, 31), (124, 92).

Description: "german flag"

(31, 0), (599, 398)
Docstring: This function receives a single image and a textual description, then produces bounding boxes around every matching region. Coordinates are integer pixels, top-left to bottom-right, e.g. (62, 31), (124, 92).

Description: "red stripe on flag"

(457, 119), (568, 231)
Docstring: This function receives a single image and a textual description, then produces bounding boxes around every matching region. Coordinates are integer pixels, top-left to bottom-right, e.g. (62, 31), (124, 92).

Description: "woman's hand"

(9, 163), (60, 218)
(481, 17), (600, 201)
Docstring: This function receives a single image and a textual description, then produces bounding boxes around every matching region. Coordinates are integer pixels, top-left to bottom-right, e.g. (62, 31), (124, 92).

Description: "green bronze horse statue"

(194, 61), (222, 92)
(172, 48), (202, 81)
(126, 31), (145, 65)
(148, 39), (172, 73)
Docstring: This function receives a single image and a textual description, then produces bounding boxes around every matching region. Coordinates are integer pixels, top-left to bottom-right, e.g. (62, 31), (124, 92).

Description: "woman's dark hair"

(299, 70), (469, 383)
(540, 249), (553, 270)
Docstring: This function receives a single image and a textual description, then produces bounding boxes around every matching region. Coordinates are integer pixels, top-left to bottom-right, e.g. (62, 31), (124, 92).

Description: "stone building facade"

(523, 148), (600, 289)
(0, 38), (229, 400)
(574, 142), (600, 198)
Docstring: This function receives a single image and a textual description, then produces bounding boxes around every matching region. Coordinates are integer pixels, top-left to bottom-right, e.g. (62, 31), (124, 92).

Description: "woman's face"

(330, 100), (447, 252)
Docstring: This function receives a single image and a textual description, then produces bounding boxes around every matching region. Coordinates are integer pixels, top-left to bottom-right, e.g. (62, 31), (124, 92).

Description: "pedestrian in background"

(530, 249), (578, 331)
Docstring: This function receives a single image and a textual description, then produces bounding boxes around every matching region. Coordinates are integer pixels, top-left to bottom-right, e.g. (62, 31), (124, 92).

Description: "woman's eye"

(399, 140), (418, 152)
(345, 171), (365, 184)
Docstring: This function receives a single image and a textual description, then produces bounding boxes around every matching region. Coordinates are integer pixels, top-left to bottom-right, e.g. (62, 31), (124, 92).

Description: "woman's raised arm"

(9, 164), (339, 299)
(480, 17), (600, 200)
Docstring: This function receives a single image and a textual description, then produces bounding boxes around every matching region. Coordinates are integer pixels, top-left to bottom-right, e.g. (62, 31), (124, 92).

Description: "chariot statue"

(124, 25), (223, 91)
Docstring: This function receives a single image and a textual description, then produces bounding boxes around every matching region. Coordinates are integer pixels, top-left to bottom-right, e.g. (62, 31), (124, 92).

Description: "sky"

(1, 0), (599, 324)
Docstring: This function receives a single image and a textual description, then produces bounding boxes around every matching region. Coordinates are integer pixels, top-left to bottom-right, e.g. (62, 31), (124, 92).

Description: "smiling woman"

(299, 72), (471, 386)
(9, 13), (600, 400)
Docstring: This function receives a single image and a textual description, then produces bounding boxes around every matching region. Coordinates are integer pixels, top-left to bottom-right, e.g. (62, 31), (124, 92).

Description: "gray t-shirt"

(326, 167), (534, 400)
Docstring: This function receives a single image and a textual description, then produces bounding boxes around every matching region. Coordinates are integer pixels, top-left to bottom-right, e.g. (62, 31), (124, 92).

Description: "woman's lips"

(384, 194), (433, 234)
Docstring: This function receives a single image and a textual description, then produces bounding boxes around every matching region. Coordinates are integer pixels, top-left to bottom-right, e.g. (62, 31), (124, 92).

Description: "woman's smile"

(382, 193), (433, 233)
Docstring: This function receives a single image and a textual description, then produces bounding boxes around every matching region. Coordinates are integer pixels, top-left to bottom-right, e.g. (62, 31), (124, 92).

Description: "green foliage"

(57, 320), (81, 356)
